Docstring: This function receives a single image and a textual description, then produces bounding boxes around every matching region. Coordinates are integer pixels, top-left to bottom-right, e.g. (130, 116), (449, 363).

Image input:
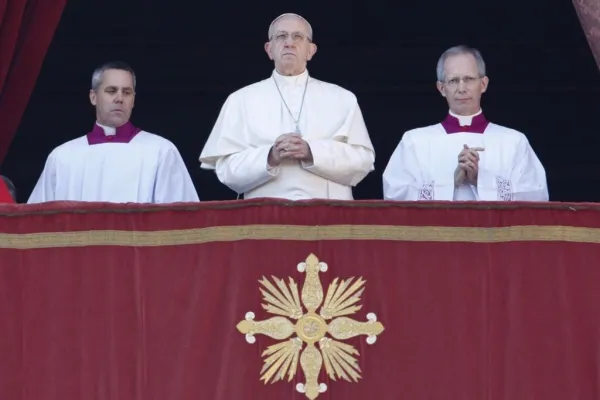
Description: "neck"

(272, 68), (309, 87)
(96, 121), (118, 136)
(87, 121), (140, 145)
(275, 66), (306, 77)
(450, 109), (482, 117)
(441, 109), (489, 134)
(449, 109), (482, 126)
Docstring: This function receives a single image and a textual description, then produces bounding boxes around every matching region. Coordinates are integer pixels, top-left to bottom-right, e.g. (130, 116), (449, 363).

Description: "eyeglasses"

(444, 76), (481, 87)
(271, 31), (311, 43)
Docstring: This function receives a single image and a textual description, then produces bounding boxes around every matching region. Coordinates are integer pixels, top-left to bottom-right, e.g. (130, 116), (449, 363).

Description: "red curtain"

(573, 0), (600, 70)
(0, 0), (67, 163)
(1, 199), (600, 400)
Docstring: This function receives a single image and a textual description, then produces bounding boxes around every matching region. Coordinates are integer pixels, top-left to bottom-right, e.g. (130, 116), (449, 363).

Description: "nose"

(114, 91), (123, 103)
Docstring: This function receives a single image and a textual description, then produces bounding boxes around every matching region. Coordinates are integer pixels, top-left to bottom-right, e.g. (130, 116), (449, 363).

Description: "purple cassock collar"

(86, 121), (142, 145)
(441, 113), (489, 134)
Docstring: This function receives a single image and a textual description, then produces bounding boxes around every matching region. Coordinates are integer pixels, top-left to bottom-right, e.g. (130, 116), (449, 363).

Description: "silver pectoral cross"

(294, 125), (301, 134)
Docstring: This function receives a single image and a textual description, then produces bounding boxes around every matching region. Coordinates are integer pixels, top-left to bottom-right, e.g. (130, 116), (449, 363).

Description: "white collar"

(449, 109), (482, 126)
(272, 69), (309, 87)
(95, 122), (116, 136)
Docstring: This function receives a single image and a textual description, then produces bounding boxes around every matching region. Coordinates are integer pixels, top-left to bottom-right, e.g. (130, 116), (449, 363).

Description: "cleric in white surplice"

(28, 61), (199, 204)
(199, 13), (375, 200)
(382, 45), (548, 202)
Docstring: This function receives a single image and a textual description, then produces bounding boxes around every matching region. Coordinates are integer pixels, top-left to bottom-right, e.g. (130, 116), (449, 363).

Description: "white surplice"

(28, 127), (200, 204)
(199, 69), (375, 200)
(382, 112), (548, 201)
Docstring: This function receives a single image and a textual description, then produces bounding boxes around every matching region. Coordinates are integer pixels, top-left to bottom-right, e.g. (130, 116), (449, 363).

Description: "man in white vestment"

(199, 13), (375, 200)
(382, 45), (548, 201)
(28, 61), (199, 204)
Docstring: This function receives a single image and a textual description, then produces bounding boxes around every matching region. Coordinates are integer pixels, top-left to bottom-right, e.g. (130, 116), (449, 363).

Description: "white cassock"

(382, 111), (548, 201)
(199, 69), (375, 200)
(28, 124), (199, 204)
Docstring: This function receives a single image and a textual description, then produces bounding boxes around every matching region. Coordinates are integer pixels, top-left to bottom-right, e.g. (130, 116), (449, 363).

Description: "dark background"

(3, 0), (598, 203)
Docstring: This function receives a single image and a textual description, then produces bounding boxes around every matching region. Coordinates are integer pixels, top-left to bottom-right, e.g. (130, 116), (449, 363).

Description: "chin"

(278, 65), (297, 74)
(111, 118), (127, 127)
(453, 105), (474, 114)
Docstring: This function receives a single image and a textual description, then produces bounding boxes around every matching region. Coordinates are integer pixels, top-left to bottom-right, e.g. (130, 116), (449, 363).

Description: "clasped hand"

(454, 144), (484, 186)
(268, 133), (312, 166)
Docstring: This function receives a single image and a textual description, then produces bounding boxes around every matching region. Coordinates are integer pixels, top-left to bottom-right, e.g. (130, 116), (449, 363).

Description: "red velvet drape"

(1, 199), (600, 400)
(0, 176), (13, 202)
(0, 0), (67, 163)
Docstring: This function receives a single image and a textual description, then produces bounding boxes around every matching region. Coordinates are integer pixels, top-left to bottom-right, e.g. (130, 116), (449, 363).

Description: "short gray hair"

(91, 61), (136, 91)
(436, 45), (486, 82)
(268, 13), (313, 41)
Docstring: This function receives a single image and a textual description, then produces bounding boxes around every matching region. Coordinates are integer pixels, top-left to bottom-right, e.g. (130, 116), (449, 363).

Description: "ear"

(480, 76), (489, 93)
(307, 43), (317, 60)
(436, 81), (446, 97)
(89, 89), (97, 106)
(264, 42), (274, 60)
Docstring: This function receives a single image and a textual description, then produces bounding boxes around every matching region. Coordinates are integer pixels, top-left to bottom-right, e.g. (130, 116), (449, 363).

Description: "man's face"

(89, 69), (135, 127)
(264, 16), (317, 76)
(436, 53), (488, 116)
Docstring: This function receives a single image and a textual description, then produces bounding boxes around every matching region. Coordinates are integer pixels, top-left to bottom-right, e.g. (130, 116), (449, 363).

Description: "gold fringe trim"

(0, 224), (598, 249)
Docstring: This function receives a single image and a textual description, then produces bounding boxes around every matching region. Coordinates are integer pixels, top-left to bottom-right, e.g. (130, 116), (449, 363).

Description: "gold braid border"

(1, 199), (600, 217)
(0, 224), (599, 249)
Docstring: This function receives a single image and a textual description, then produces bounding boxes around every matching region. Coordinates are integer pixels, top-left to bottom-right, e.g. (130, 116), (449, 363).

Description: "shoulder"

(232, 75), (358, 100)
(48, 136), (88, 159)
(214, 79), (270, 114)
(310, 76), (358, 104)
(227, 77), (272, 102)
(136, 131), (180, 151)
(399, 123), (443, 145)
(487, 122), (531, 144)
